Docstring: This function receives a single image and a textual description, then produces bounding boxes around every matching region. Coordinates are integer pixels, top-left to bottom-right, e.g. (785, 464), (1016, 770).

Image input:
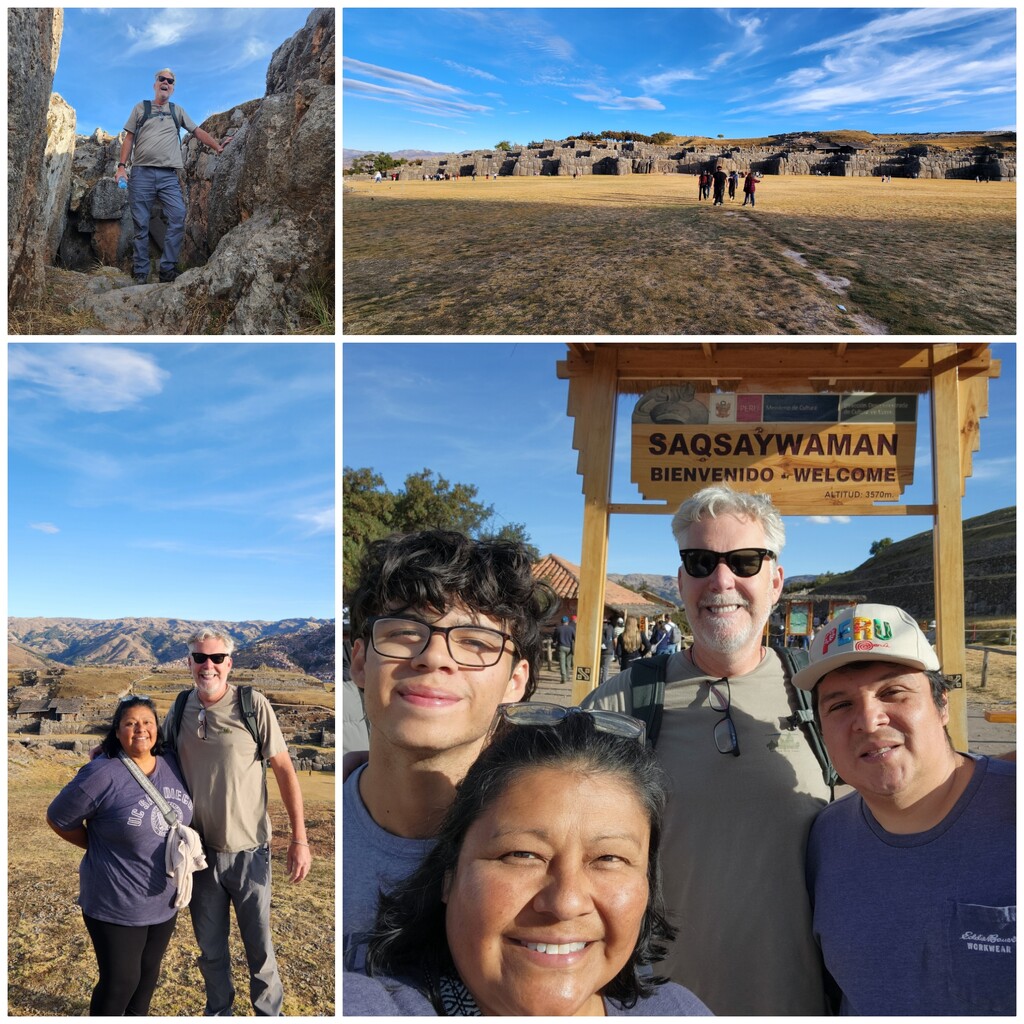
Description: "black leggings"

(83, 912), (177, 1016)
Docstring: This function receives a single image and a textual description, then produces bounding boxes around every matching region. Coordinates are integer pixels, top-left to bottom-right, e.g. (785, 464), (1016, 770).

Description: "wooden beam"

(930, 344), (967, 750)
(572, 347), (617, 705)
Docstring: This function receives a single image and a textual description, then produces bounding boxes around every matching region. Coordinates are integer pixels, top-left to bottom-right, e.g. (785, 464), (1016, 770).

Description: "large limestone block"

(8, 7), (64, 305)
(44, 92), (77, 265)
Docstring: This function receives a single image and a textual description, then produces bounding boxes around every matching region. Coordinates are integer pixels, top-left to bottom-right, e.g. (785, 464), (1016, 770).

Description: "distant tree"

(717, 133), (724, 138)
(869, 538), (894, 557)
(343, 467), (540, 595)
(650, 131), (674, 146)
(495, 140), (512, 152)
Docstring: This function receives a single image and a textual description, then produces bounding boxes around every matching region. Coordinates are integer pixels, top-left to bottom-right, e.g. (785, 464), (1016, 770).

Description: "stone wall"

(393, 137), (1016, 182)
(8, 8), (65, 305)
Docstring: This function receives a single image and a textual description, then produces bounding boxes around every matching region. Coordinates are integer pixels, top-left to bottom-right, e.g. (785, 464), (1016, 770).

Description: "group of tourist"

(698, 167), (760, 206)
(342, 485), (1015, 1016)
(47, 628), (310, 1015)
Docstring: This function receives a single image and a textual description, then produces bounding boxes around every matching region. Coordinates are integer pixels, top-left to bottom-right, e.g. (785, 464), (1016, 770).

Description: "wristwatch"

(118, 162), (127, 169)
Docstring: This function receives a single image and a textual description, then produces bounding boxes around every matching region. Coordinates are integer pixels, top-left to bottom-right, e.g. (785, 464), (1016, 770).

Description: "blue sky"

(342, 342), (1016, 588)
(342, 6), (1017, 153)
(8, 344), (335, 621)
(53, 7), (315, 137)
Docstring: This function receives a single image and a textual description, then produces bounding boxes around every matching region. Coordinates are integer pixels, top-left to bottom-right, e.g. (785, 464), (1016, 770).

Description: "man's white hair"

(155, 67), (175, 79)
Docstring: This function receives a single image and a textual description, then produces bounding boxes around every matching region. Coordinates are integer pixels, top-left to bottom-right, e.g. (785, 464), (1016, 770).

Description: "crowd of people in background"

(698, 166), (760, 206)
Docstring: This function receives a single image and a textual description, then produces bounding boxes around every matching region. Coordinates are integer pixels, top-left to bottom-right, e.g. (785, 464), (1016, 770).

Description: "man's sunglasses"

(157, 76), (175, 84)
(679, 548), (776, 578)
(191, 652), (229, 664)
(490, 702), (647, 746)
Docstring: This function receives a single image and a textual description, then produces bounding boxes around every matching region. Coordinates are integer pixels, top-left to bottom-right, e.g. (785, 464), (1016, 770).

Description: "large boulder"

(43, 93), (76, 265)
(8, 8), (64, 306)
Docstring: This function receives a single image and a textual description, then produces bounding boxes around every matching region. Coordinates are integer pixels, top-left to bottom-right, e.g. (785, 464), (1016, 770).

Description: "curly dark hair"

(99, 696), (166, 759)
(364, 711), (675, 1011)
(348, 530), (559, 700)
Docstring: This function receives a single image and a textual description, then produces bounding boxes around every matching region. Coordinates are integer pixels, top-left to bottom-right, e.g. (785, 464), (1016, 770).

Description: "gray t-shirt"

(47, 752), (193, 926)
(124, 100), (199, 169)
(342, 763), (434, 972)
(581, 648), (831, 1015)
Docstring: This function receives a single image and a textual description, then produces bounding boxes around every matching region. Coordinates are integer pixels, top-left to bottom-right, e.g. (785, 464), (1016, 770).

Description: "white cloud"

(343, 58), (461, 95)
(440, 59), (501, 83)
(124, 9), (201, 56)
(9, 344), (168, 413)
(296, 507), (335, 535)
(30, 522), (60, 534)
(638, 68), (703, 93)
(806, 516), (851, 525)
(573, 87), (664, 112)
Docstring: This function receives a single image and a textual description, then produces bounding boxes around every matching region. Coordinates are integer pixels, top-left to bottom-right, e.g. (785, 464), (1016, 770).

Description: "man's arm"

(192, 126), (230, 155)
(115, 131), (133, 181)
(268, 750), (311, 882)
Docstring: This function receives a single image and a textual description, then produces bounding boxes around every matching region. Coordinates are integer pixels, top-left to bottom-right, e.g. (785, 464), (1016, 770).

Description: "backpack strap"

(627, 653), (672, 748)
(167, 687), (190, 753)
(167, 684), (265, 765)
(777, 647), (841, 800)
(135, 99), (184, 143)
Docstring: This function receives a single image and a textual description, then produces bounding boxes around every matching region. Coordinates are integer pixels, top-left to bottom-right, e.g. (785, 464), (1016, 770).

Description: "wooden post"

(930, 345), (968, 750)
(570, 348), (617, 706)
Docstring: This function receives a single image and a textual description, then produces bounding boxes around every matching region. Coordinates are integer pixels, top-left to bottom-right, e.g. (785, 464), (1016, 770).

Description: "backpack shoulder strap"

(168, 687), (190, 752)
(237, 685), (265, 762)
(628, 653), (672, 748)
(168, 101), (184, 136)
(778, 647), (841, 800)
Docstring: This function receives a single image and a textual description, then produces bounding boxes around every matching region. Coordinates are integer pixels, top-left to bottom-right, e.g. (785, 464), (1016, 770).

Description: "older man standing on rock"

(114, 68), (230, 285)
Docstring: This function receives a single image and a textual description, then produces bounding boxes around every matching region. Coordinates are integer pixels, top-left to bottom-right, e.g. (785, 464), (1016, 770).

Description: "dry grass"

(8, 267), (107, 335)
(343, 174), (1015, 335)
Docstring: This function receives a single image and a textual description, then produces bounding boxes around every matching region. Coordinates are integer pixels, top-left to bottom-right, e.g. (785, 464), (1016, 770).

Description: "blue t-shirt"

(47, 753), (193, 926)
(342, 763), (434, 971)
(342, 971), (713, 1015)
(806, 754), (1015, 1015)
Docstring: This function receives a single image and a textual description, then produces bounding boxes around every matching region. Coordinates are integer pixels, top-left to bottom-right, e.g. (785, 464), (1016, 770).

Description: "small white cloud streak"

(296, 508), (335, 535)
(806, 516), (852, 525)
(343, 78), (490, 118)
(124, 8), (201, 56)
(440, 59), (501, 83)
(343, 58), (461, 95)
(30, 522), (60, 534)
(638, 68), (703, 92)
(574, 87), (665, 111)
(9, 344), (168, 413)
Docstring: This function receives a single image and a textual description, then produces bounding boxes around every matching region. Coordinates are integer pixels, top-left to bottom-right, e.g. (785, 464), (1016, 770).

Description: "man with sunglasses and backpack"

(343, 530), (557, 974)
(581, 485), (832, 1015)
(164, 627), (310, 1016)
(114, 69), (231, 284)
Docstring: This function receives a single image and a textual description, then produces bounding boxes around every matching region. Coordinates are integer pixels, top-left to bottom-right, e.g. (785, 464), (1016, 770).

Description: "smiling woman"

(343, 710), (712, 1016)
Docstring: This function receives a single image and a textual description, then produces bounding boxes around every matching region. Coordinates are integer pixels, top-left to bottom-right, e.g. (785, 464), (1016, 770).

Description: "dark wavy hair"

(348, 529), (559, 700)
(99, 696), (166, 759)
(364, 712), (676, 1010)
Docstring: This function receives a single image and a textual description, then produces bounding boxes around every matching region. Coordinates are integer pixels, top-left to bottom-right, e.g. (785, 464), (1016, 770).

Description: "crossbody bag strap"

(117, 751), (180, 827)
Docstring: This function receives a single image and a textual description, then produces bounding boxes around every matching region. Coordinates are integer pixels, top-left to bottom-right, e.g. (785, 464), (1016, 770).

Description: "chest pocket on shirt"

(945, 901), (1016, 1013)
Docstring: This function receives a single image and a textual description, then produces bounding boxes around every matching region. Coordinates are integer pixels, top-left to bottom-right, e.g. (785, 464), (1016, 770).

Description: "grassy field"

(343, 174), (1015, 335)
(8, 668), (335, 1016)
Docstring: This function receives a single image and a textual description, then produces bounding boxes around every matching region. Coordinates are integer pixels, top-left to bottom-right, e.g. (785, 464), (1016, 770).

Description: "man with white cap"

(795, 603), (1015, 1015)
(115, 69), (231, 284)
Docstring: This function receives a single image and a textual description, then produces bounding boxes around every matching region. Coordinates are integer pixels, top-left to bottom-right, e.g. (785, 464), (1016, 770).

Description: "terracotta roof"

(532, 555), (676, 616)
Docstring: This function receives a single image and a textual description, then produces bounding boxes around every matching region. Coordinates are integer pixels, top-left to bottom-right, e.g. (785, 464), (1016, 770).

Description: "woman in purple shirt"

(47, 696), (193, 1016)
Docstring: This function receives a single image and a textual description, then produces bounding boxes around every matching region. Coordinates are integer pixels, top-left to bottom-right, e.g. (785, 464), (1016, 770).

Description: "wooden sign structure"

(557, 343), (1000, 750)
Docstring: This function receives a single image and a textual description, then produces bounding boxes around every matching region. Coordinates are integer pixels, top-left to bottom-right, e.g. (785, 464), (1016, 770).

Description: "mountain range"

(7, 617), (335, 679)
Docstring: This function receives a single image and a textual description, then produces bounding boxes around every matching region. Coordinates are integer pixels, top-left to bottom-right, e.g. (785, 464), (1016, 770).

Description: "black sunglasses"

(191, 652), (229, 664)
(679, 548), (776, 578)
(157, 76), (175, 84)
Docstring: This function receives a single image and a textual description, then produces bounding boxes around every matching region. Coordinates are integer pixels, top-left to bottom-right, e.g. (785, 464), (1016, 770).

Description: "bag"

(627, 648), (840, 799)
(117, 751), (207, 907)
(138, 99), (185, 141)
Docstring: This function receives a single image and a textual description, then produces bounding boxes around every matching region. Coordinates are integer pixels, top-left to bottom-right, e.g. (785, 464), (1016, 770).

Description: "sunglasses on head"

(191, 652), (229, 664)
(679, 548), (776, 578)
(157, 76), (175, 84)
(490, 702), (647, 746)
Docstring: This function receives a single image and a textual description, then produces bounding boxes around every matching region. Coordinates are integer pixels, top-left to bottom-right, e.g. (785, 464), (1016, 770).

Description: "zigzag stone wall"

(395, 138), (1016, 182)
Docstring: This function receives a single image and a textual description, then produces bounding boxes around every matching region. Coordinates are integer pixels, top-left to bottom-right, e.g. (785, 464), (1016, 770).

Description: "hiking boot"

(159, 269), (179, 283)
(133, 274), (148, 285)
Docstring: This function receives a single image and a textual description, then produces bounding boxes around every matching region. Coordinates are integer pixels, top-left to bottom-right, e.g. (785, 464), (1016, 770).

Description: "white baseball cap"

(792, 603), (940, 691)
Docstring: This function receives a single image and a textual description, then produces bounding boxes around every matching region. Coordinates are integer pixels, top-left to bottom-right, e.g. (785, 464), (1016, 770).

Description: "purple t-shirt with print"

(47, 752), (193, 926)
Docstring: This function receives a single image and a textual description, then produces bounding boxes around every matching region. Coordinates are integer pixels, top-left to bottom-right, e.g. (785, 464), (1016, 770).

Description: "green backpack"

(627, 647), (841, 799)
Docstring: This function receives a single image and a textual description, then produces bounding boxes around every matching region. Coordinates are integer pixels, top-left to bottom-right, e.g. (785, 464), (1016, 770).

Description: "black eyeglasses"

(191, 652), (230, 665)
(368, 616), (513, 668)
(157, 76), (175, 84)
(490, 702), (647, 746)
(708, 679), (740, 757)
(679, 548), (776, 578)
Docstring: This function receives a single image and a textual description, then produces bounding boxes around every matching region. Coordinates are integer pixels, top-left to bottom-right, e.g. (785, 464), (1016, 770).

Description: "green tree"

(478, 521), (541, 562)
(392, 469), (493, 534)
(342, 468), (396, 592)
(869, 538), (893, 557)
(495, 140), (512, 151)
(650, 131), (674, 146)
